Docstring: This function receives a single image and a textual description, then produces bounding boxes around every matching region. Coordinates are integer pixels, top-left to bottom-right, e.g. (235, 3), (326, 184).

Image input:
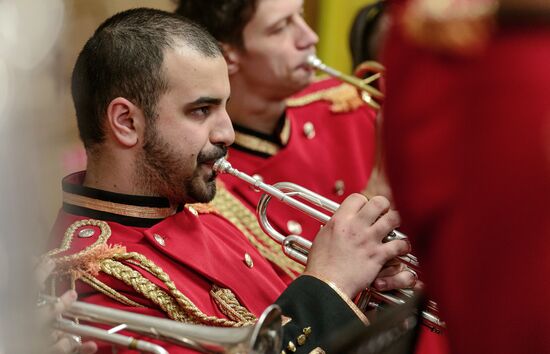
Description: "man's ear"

(105, 97), (143, 147)
(220, 42), (241, 75)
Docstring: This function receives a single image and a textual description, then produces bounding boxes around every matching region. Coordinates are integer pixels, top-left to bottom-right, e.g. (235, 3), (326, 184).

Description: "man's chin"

(186, 180), (217, 204)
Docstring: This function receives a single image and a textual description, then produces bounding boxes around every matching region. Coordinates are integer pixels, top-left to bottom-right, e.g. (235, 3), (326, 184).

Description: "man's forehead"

(251, 0), (304, 26)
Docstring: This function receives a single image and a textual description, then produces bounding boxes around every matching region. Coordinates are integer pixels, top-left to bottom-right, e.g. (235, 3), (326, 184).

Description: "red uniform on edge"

(47, 172), (369, 354)
(213, 77), (377, 279)
(383, 1), (550, 353)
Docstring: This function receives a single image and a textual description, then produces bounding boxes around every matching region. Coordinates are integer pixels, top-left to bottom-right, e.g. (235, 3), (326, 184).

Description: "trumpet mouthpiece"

(306, 55), (321, 68)
(213, 158), (232, 174)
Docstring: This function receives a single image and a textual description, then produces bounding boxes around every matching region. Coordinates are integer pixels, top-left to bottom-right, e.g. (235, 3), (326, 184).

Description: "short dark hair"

(71, 8), (221, 149)
(174, 0), (258, 48)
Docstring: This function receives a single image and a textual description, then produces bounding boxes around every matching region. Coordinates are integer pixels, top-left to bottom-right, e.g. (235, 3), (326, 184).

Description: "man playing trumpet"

(47, 8), (412, 353)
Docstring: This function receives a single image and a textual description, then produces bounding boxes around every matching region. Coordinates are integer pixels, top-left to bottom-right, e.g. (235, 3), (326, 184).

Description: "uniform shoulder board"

(286, 78), (365, 113)
(47, 219), (125, 278)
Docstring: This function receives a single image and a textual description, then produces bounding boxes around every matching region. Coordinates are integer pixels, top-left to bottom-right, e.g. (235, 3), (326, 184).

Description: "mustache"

(197, 145), (227, 164)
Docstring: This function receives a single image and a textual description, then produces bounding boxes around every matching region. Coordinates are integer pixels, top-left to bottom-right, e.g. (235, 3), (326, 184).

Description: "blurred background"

(0, 0), (375, 352)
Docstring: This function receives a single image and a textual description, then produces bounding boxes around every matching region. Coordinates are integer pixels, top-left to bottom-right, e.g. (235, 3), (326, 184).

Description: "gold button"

(78, 228), (95, 238)
(287, 341), (297, 352)
(303, 122), (315, 139)
(186, 205), (198, 216)
(334, 180), (345, 196)
(303, 326), (312, 336)
(153, 234), (166, 246)
(297, 334), (307, 346)
(287, 220), (302, 235)
(281, 351), (287, 354)
(244, 253), (254, 268)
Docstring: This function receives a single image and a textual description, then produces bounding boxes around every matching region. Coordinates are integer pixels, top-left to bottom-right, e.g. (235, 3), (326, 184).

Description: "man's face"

(135, 46), (234, 204)
(236, 0), (319, 99)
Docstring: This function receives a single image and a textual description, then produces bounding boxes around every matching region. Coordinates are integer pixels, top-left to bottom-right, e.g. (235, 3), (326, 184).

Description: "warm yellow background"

(315, 0), (376, 73)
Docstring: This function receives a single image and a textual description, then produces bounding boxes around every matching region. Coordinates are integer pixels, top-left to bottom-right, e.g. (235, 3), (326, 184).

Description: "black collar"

(62, 171), (178, 227)
(231, 112), (290, 158)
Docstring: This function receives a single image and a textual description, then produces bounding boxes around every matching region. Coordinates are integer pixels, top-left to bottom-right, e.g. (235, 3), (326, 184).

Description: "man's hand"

(372, 261), (422, 292)
(304, 194), (410, 298)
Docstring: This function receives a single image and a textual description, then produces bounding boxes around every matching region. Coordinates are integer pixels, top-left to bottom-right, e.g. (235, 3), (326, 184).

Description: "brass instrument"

(306, 55), (384, 110)
(213, 158), (445, 334)
(43, 295), (282, 354)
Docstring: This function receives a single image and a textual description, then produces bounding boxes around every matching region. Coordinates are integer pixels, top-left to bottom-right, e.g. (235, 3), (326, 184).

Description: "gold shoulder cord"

(110, 252), (256, 327)
(212, 186), (304, 278)
(51, 219), (256, 327)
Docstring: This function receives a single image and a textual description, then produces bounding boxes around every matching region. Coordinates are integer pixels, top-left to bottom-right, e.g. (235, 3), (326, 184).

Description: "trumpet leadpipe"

(306, 55), (384, 112)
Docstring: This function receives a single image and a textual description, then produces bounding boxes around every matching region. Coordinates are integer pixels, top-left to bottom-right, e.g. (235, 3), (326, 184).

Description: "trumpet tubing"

(306, 55), (384, 110)
(213, 158), (445, 334)
(42, 295), (283, 354)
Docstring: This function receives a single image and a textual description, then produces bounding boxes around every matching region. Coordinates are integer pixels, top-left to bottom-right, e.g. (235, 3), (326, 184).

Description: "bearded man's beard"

(134, 127), (226, 204)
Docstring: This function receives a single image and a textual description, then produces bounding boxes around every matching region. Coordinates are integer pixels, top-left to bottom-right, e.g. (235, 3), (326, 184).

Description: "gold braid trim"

(112, 252), (256, 327)
(186, 203), (218, 214)
(285, 83), (365, 113)
(80, 274), (144, 307)
(100, 258), (193, 323)
(48, 219), (113, 259)
(48, 219), (126, 280)
(210, 285), (257, 323)
(211, 185), (304, 278)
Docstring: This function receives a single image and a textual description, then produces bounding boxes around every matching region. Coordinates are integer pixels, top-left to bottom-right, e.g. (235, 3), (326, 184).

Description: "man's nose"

(210, 110), (235, 147)
(296, 16), (319, 49)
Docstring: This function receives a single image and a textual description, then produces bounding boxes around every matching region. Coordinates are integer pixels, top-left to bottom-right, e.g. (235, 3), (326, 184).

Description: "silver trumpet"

(306, 55), (384, 111)
(213, 158), (445, 334)
(42, 295), (282, 354)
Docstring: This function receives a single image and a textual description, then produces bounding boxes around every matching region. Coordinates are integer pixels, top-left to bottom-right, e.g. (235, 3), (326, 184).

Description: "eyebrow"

(187, 96), (223, 106)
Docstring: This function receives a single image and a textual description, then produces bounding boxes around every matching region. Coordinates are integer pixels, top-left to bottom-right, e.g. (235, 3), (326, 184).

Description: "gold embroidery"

(80, 274), (143, 307)
(112, 252), (255, 327)
(282, 315), (293, 326)
(210, 285), (256, 323)
(63, 192), (177, 219)
(211, 184), (304, 278)
(100, 258), (193, 323)
(286, 82), (365, 113)
(186, 202), (218, 214)
(279, 117), (291, 145)
(233, 116), (290, 154)
(234, 131), (280, 156)
(47, 219), (112, 259)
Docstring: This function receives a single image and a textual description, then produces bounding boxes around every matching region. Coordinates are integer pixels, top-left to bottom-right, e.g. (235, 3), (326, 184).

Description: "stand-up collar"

(231, 112), (290, 158)
(62, 171), (178, 227)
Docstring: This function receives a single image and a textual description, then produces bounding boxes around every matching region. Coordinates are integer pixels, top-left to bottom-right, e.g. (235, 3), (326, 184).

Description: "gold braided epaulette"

(48, 219), (256, 327)
(285, 81), (365, 113)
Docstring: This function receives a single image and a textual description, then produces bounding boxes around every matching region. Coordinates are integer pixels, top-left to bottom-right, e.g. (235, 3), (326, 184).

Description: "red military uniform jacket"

(48, 172), (369, 353)
(382, 1), (550, 353)
(213, 77), (377, 279)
